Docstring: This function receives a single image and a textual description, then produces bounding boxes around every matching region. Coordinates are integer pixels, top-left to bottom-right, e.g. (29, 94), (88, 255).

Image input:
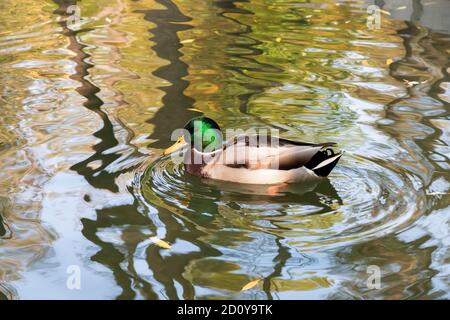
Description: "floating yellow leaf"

(275, 37), (282, 43)
(187, 108), (203, 113)
(386, 58), (393, 65)
(241, 279), (261, 291)
(150, 236), (171, 249)
(181, 38), (195, 44)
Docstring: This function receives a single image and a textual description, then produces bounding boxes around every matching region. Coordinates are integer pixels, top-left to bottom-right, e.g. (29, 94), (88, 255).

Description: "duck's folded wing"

(274, 145), (325, 170)
(215, 135), (330, 170)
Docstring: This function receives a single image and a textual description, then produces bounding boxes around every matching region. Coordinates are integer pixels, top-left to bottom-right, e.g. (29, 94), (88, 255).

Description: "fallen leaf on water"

(187, 107), (203, 112)
(181, 38), (195, 44)
(241, 279), (261, 291)
(275, 37), (282, 43)
(150, 237), (171, 249)
(386, 58), (393, 65)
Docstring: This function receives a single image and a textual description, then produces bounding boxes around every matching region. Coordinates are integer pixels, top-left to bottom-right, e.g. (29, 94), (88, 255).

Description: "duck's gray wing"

(215, 135), (336, 170)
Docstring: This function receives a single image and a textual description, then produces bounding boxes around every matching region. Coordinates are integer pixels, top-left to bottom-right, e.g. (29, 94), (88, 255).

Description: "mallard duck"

(163, 117), (343, 185)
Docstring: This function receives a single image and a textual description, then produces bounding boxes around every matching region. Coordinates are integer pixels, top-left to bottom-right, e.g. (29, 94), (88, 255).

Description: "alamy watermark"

(66, 265), (81, 290)
(66, 5), (82, 31)
(366, 265), (381, 290)
(367, 5), (382, 30)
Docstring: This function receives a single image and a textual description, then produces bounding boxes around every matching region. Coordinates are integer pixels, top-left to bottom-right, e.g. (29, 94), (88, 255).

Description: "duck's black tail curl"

(305, 148), (343, 177)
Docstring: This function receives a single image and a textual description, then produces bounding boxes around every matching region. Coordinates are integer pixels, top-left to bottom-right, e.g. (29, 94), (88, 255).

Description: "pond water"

(0, 0), (449, 299)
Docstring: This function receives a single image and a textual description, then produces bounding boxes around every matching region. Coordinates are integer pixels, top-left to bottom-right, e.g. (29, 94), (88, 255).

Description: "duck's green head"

(163, 117), (222, 155)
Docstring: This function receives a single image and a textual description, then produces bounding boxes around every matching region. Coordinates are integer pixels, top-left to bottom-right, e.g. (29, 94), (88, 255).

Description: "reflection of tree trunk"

(0, 197), (14, 298)
(0, 197), (11, 239)
(141, 0), (200, 149)
(52, 0), (155, 299)
(53, 0), (119, 191)
(214, 0), (284, 130)
(54, 0), (144, 192)
(0, 283), (17, 300)
(51, 0), (221, 299)
(143, 203), (223, 299)
(262, 237), (290, 300)
(383, 15), (448, 185)
(81, 202), (160, 299)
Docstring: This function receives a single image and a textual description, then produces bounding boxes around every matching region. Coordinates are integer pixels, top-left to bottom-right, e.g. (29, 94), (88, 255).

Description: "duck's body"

(185, 135), (342, 184)
(164, 117), (343, 185)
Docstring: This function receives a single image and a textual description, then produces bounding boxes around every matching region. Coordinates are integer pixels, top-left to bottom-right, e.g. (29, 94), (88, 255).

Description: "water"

(0, 0), (449, 300)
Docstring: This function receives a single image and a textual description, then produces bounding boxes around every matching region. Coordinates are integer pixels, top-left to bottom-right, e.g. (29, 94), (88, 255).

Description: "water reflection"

(81, 200), (158, 299)
(214, 0), (283, 117)
(0, 0), (448, 299)
(140, 0), (200, 148)
(137, 157), (345, 299)
(0, 197), (11, 239)
(52, 1), (121, 191)
(53, 1), (144, 192)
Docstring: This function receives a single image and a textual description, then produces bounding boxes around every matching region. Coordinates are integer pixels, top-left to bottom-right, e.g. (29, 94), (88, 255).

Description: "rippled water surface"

(0, 0), (449, 299)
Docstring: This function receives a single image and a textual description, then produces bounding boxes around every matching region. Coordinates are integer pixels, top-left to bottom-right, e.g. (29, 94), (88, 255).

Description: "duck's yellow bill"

(163, 135), (188, 155)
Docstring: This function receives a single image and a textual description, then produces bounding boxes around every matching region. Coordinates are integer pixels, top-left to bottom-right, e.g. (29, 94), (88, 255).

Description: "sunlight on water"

(0, 0), (449, 299)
